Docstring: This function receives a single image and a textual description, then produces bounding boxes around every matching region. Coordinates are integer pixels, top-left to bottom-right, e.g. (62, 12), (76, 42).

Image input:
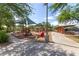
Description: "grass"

(66, 35), (79, 43)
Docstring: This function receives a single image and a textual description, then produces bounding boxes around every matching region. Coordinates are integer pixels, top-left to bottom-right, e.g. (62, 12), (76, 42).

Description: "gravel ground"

(0, 32), (79, 56)
(0, 33), (78, 56)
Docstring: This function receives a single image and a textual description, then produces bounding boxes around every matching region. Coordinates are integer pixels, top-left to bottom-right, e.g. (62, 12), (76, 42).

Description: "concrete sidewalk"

(51, 32), (79, 48)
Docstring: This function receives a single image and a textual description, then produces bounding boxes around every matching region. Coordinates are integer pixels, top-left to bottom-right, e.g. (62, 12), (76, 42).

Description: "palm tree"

(57, 6), (71, 23)
(49, 3), (67, 13)
(49, 3), (79, 24)
(0, 3), (32, 31)
(6, 3), (32, 17)
(57, 5), (79, 24)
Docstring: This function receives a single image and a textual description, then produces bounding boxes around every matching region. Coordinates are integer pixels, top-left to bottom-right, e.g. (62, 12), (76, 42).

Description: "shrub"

(0, 31), (9, 43)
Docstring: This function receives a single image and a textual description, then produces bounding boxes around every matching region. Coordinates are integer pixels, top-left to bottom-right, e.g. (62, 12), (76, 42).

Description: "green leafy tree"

(0, 3), (32, 32)
(35, 22), (54, 31)
(49, 3), (67, 13)
(49, 3), (79, 24)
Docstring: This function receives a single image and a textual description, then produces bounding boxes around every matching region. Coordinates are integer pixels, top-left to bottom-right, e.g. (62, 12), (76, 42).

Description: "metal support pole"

(44, 3), (49, 43)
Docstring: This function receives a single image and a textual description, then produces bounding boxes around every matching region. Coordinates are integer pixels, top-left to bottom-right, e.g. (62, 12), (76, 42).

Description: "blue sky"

(15, 3), (79, 27)
(29, 3), (58, 26)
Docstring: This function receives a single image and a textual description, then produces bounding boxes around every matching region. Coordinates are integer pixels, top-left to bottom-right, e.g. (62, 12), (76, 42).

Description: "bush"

(0, 31), (9, 43)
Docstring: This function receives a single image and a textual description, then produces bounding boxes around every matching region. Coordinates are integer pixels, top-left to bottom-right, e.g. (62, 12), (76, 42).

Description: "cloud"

(44, 16), (54, 20)
(48, 16), (54, 19)
(51, 21), (58, 26)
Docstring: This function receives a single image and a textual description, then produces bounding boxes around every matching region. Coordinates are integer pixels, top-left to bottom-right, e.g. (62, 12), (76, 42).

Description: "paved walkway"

(51, 32), (79, 48)
(50, 32), (79, 55)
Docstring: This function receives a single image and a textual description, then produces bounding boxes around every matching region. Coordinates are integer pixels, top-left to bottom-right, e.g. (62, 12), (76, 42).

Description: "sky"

(15, 3), (79, 26)
(29, 3), (58, 26)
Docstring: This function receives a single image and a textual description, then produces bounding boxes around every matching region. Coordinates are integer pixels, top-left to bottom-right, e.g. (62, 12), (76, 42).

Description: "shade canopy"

(27, 18), (36, 24)
(16, 17), (36, 25)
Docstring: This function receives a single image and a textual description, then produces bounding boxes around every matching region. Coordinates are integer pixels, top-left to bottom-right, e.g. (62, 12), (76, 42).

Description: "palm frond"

(49, 3), (67, 13)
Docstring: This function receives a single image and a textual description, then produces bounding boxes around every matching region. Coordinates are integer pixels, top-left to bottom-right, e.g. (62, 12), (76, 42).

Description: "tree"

(35, 22), (53, 31)
(0, 3), (32, 31)
(57, 6), (71, 23)
(6, 3), (32, 18)
(57, 4), (79, 24)
(49, 3), (79, 24)
(49, 3), (67, 13)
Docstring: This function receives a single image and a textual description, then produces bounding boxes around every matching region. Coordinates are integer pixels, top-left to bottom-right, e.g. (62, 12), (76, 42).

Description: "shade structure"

(16, 17), (36, 25)
(26, 17), (36, 24)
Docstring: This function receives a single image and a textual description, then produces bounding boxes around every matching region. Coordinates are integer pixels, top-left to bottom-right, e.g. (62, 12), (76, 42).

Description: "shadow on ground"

(21, 41), (75, 56)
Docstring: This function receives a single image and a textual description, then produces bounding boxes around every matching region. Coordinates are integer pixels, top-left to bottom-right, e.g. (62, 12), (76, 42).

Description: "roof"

(56, 25), (75, 28)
